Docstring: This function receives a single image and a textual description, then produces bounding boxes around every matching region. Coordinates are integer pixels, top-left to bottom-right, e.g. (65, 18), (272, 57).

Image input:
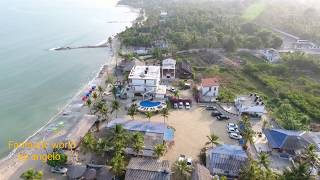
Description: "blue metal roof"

(107, 119), (168, 134)
(210, 144), (247, 158)
(264, 128), (305, 149)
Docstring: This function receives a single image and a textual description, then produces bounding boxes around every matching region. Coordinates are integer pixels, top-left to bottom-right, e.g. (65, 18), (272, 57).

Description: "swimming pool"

(140, 100), (161, 108)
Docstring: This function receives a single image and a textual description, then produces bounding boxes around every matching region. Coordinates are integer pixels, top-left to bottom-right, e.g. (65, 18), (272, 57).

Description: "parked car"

(178, 102), (184, 109)
(168, 87), (176, 93)
(173, 103), (178, 109)
(229, 133), (242, 140)
(185, 102), (191, 109)
(228, 127), (240, 134)
(178, 155), (192, 166)
(217, 115), (230, 120)
(211, 110), (222, 117)
(227, 123), (238, 129)
(51, 167), (68, 174)
(205, 106), (217, 110)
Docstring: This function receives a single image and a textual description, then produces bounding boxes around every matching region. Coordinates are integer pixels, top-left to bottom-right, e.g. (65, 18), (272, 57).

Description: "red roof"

(201, 77), (220, 87)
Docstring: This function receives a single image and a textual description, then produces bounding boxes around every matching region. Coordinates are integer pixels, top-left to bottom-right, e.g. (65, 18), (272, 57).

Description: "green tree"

(110, 152), (125, 178)
(85, 99), (92, 114)
(153, 144), (166, 158)
(131, 132), (144, 155)
(241, 116), (255, 149)
(223, 37), (237, 52)
(173, 90), (180, 99)
(127, 104), (138, 120)
(258, 152), (270, 169)
(282, 162), (311, 180)
(174, 160), (192, 180)
(160, 108), (169, 124)
(82, 132), (97, 152)
(205, 133), (220, 147)
(47, 149), (68, 168)
(111, 100), (120, 118)
(20, 169), (43, 180)
(97, 86), (104, 98)
(145, 111), (153, 122)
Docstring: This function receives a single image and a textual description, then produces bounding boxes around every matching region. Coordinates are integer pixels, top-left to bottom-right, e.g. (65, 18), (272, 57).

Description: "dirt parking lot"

(132, 105), (240, 164)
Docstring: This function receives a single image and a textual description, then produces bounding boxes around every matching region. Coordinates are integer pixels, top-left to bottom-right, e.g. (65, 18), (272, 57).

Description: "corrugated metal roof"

(264, 128), (310, 150)
(125, 158), (170, 180)
(207, 145), (248, 177)
(107, 119), (167, 134)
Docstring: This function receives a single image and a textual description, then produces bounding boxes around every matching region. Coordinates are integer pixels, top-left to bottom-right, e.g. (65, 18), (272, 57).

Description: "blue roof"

(210, 144), (247, 158)
(164, 128), (174, 141)
(107, 119), (167, 134)
(264, 128), (306, 149)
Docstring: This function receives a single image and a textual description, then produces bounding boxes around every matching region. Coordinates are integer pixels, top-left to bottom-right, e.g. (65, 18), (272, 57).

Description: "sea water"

(0, 0), (137, 157)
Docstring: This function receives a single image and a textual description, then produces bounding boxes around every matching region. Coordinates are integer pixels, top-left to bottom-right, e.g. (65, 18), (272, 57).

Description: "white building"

(161, 58), (176, 80)
(261, 48), (281, 63)
(234, 94), (265, 116)
(128, 65), (166, 99)
(199, 78), (219, 102)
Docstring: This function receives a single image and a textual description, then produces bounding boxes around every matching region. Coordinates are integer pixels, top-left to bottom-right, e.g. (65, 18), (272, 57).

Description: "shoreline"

(0, 38), (121, 178)
(0, 1), (138, 178)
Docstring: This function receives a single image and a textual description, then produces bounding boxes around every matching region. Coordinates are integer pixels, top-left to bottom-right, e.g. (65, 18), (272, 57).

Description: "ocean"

(0, 0), (137, 157)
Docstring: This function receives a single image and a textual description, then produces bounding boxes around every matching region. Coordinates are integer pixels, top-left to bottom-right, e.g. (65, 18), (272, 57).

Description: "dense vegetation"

(118, 0), (282, 51)
(254, 0), (320, 44)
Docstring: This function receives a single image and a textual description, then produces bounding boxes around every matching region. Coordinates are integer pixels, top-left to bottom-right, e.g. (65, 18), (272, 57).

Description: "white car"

(51, 167), (68, 174)
(227, 123), (238, 129)
(173, 103), (178, 109)
(228, 127), (239, 133)
(178, 155), (192, 166)
(178, 102), (184, 109)
(185, 102), (191, 109)
(229, 133), (242, 140)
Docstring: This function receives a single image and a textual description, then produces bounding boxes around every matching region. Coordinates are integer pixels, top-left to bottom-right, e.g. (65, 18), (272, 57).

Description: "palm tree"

(258, 152), (270, 169)
(241, 116), (255, 149)
(205, 133), (220, 147)
(82, 132), (97, 152)
(145, 111), (153, 122)
(127, 105), (137, 120)
(283, 162), (311, 180)
(110, 152), (125, 178)
(161, 108), (169, 124)
(154, 144), (166, 158)
(173, 90), (180, 99)
(304, 144), (319, 166)
(85, 99), (92, 113)
(174, 160), (192, 180)
(97, 85), (104, 98)
(110, 124), (128, 152)
(92, 92), (98, 103)
(20, 169), (43, 180)
(111, 100), (120, 118)
(131, 132), (144, 156)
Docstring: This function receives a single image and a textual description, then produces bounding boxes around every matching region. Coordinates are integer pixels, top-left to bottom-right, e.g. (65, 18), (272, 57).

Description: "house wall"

(201, 86), (219, 97)
(129, 79), (159, 93)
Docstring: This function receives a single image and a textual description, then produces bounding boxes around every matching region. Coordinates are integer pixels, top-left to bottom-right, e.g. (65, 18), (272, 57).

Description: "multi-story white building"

(161, 58), (176, 80)
(128, 65), (166, 99)
(234, 94), (265, 116)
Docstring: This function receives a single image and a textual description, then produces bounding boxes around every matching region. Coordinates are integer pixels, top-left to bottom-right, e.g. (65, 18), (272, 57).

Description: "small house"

(125, 157), (171, 180)
(234, 94), (265, 117)
(206, 144), (248, 178)
(261, 48), (281, 63)
(199, 77), (219, 102)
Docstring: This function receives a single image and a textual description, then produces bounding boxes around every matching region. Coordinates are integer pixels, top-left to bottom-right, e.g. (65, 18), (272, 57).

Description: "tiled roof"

(192, 163), (212, 180)
(264, 128), (311, 150)
(201, 78), (219, 87)
(207, 144), (247, 177)
(125, 158), (170, 180)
